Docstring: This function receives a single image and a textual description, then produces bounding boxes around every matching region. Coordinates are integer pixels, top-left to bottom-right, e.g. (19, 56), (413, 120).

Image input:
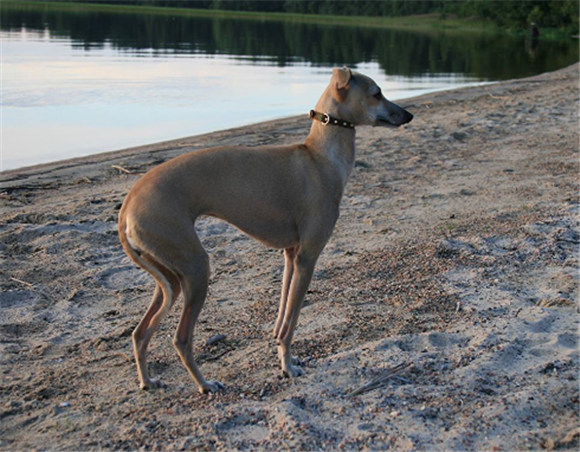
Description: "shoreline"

(1, 63), (578, 451)
(0, 63), (572, 184)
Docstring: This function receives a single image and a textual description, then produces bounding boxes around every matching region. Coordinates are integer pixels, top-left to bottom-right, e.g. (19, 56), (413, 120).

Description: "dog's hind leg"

(132, 260), (181, 390)
(172, 236), (224, 394)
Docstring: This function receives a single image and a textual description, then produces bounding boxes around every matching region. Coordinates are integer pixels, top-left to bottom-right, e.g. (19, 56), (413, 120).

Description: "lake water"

(2, 3), (578, 170)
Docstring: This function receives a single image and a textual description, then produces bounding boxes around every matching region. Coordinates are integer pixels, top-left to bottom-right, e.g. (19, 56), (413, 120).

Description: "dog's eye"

(373, 90), (382, 100)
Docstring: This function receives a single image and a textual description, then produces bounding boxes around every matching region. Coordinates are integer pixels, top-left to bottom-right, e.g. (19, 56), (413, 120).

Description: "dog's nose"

(390, 109), (413, 126)
(387, 100), (413, 126)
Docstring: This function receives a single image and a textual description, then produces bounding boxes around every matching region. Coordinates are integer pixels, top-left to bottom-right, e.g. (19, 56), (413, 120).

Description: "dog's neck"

(305, 95), (357, 189)
(305, 122), (356, 190)
(304, 121), (356, 191)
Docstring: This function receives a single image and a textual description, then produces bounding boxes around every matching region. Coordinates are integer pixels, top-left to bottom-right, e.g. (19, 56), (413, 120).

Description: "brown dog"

(118, 67), (413, 393)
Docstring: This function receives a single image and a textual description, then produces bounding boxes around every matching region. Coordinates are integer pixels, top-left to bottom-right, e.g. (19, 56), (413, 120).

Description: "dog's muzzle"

(378, 101), (414, 127)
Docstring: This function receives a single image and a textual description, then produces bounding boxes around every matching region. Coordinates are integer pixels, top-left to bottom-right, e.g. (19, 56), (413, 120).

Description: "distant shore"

(7, 1), (500, 34)
(10, 0), (579, 39)
(12, 0), (567, 39)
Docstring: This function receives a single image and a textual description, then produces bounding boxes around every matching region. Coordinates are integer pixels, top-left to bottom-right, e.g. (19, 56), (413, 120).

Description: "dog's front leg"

(276, 251), (317, 377)
(273, 246), (298, 338)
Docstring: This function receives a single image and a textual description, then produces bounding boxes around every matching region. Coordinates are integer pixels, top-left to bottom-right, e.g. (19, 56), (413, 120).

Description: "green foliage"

(528, 6), (544, 26)
(13, 0), (580, 34)
(451, 0), (578, 34)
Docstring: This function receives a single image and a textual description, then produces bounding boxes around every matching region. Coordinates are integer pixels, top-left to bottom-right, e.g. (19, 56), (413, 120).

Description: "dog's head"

(331, 67), (413, 128)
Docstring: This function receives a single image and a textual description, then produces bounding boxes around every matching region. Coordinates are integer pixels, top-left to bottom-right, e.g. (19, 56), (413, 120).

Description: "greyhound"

(118, 67), (413, 393)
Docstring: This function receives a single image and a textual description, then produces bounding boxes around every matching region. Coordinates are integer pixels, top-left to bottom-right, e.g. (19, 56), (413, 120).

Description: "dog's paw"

(140, 378), (164, 390)
(282, 364), (305, 378)
(199, 380), (225, 394)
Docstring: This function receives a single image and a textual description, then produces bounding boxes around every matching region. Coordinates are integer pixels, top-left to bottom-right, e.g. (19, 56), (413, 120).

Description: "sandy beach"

(1, 63), (578, 451)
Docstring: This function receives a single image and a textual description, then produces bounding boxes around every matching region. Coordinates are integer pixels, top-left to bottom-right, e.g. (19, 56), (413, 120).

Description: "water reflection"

(1, 3), (578, 170)
(4, 4), (578, 77)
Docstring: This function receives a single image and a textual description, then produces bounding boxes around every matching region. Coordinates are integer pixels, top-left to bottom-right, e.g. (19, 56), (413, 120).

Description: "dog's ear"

(332, 67), (352, 100)
(333, 67), (352, 89)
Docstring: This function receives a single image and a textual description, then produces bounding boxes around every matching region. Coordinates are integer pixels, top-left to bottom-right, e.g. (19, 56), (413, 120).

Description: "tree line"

(54, 0), (579, 33)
